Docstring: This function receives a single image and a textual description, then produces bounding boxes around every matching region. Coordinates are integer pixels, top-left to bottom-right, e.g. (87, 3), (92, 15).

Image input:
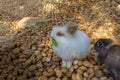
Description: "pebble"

(91, 77), (99, 80)
(76, 69), (83, 75)
(43, 71), (50, 77)
(55, 69), (62, 78)
(83, 60), (93, 67)
(73, 60), (78, 65)
(38, 76), (48, 80)
(12, 48), (20, 54)
(61, 68), (68, 73)
(83, 72), (89, 78)
(45, 57), (51, 62)
(66, 71), (72, 77)
(100, 76), (107, 80)
(52, 56), (61, 62)
(28, 65), (36, 72)
(95, 70), (104, 77)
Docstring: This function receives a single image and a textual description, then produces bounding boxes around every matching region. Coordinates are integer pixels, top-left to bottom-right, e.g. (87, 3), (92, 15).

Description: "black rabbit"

(94, 39), (120, 80)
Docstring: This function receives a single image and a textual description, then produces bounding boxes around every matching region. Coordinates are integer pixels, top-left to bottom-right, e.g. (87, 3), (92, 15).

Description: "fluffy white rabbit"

(51, 22), (91, 68)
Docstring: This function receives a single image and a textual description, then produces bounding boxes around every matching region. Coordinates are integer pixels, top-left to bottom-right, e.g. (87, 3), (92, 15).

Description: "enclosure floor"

(0, 0), (120, 80)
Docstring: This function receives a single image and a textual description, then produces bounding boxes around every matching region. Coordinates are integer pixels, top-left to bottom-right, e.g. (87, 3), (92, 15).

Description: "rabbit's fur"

(94, 39), (120, 80)
(51, 22), (91, 68)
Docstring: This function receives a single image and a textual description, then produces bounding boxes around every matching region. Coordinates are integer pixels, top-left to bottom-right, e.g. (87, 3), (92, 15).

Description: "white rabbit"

(50, 22), (91, 68)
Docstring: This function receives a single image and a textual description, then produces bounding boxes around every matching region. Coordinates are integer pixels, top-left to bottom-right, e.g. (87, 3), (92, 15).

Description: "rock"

(69, 67), (74, 72)
(62, 77), (68, 80)
(76, 69), (83, 75)
(38, 76), (48, 80)
(89, 72), (94, 78)
(45, 57), (51, 62)
(79, 66), (87, 71)
(83, 60), (93, 67)
(72, 73), (76, 80)
(95, 70), (104, 77)
(108, 77), (114, 80)
(49, 77), (55, 80)
(73, 60), (78, 65)
(52, 56), (61, 62)
(61, 68), (68, 73)
(43, 71), (51, 77)
(83, 72), (89, 78)
(35, 72), (42, 76)
(28, 65), (36, 72)
(76, 73), (83, 80)
(12, 48), (20, 54)
(78, 61), (83, 66)
(55, 69), (62, 78)
(25, 59), (32, 65)
(66, 71), (72, 77)
(100, 76), (107, 80)
(73, 65), (78, 69)
(56, 78), (61, 80)
(91, 77), (99, 80)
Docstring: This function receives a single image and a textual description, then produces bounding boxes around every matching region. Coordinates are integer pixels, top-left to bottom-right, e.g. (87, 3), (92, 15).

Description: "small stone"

(35, 72), (42, 76)
(83, 60), (93, 67)
(83, 72), (89, 78)
(56, 78), (61, 80)
(73, 60), (78, 65)
(91, 77), (99, 80)
(66, 71), (72, 77)
(78, 61), (83, 66)
(69, 67), (74, 72)
(108, 77), (114, 80)
(20, 54), (27, 58)
(55, 69), (62, 78)
(28, 65), (36, 72)
(12, 48), (20, 54)
(61, 68), (68, 73)
(38, 76), (48, 80)
(76, 73), (83, 80)
(49, 77), (55, 80)
(45, 57), (51, 62)
(73, 65), (78, 69)
(52, 56), (61, 62)
(93, 66), (101, 70)
(100, 76), (107, 80)
(62, 76), (68, 80)
(25, 59), (32, 65)
(76, 69), (83, 75)
(79, 66), (87, 71)
(72, 73), (76, 80)
(89, 72), (94, 78)
(43, 71), (50, 77)
(95, 70), (104, 77)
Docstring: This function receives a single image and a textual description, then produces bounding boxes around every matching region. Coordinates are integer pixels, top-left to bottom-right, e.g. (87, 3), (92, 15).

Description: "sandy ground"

(0, 0), (120, 80)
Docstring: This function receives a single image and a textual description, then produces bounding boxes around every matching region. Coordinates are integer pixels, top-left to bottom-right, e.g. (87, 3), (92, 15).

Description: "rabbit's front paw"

(62, 60), (67, 68)
(66, 60), (73, 69)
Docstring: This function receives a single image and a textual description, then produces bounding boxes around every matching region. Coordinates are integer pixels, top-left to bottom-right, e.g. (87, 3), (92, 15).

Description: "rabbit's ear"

(66, 22), (78, 34)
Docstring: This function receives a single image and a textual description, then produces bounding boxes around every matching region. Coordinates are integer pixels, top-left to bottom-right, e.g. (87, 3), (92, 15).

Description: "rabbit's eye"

(56, 31), (64, 36)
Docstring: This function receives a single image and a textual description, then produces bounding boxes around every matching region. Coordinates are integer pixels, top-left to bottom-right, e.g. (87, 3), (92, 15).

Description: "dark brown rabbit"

(94, 39), (120, 80)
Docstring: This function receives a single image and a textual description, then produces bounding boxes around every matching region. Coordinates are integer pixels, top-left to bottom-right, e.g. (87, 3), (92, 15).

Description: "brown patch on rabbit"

(66, 22), (78, 35)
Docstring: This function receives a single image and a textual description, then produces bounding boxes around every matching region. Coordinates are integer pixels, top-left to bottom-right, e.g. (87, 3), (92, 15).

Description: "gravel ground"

(0, 0), (120, 80)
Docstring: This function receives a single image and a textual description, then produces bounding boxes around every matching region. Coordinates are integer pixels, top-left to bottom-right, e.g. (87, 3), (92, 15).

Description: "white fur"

(51, 25), (91, 68)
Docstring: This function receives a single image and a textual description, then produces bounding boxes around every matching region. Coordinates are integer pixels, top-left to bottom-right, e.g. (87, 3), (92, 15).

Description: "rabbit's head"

(50, 22), (78, 46)
(94, 39), (113, 65)
(94, 39), (113, 52)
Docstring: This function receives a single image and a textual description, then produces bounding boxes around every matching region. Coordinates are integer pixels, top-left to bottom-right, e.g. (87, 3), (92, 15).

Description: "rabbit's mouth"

(51, 39), (58, 47)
